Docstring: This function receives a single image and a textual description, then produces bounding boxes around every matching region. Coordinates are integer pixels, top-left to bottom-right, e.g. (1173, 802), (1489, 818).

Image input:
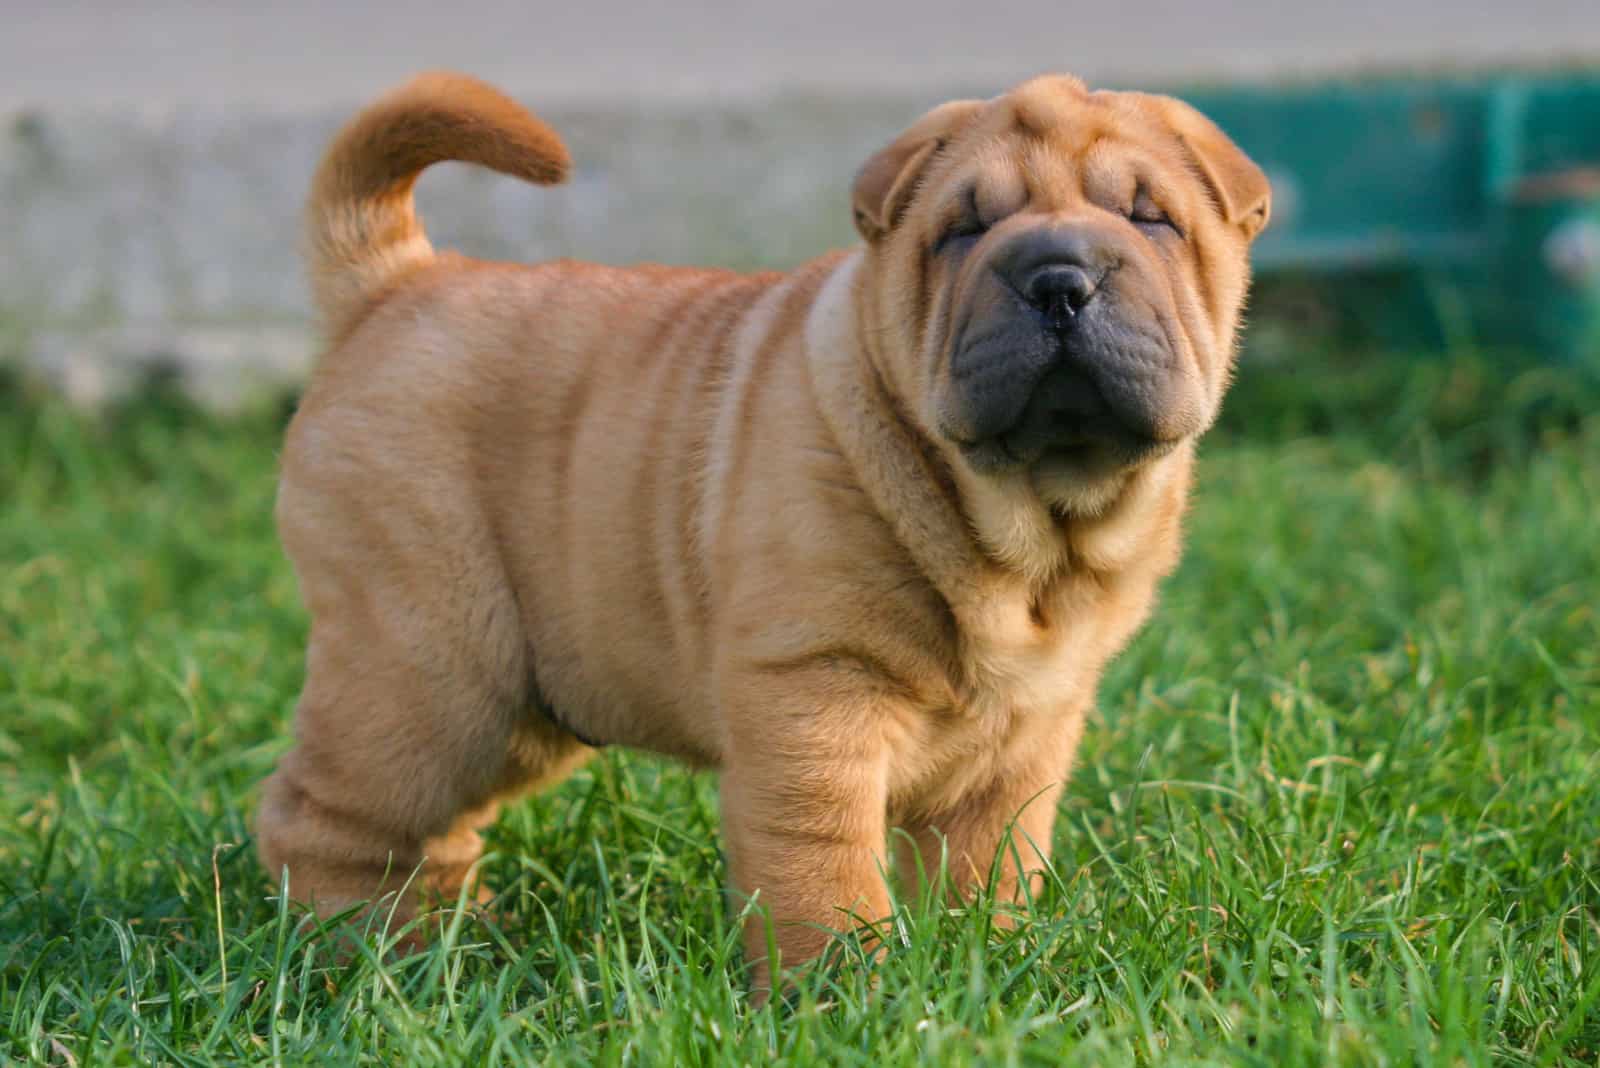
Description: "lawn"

(2, 350), (1597, 1065)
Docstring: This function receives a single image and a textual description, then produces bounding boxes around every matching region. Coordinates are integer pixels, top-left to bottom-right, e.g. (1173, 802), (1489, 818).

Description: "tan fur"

(257, 71), (1267, 991)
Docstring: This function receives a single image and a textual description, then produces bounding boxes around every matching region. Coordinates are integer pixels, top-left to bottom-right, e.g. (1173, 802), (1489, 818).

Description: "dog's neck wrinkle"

(807, 254), (987, 608)
(808, 252), (1088, 634)
(858, 314), (969, 531)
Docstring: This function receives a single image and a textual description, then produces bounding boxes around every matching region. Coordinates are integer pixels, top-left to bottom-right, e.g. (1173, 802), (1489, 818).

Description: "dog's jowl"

(256, 71), (1269, 991)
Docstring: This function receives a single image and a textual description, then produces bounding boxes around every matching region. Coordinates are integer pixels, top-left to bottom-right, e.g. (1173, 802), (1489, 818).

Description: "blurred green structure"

(1180, 70), (1600, 366)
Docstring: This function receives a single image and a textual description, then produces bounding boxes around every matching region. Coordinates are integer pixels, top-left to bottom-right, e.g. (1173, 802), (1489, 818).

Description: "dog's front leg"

(895, 709), (1086, 915)
(718, 667), (895, 995)
(895, 773), (1063, 914)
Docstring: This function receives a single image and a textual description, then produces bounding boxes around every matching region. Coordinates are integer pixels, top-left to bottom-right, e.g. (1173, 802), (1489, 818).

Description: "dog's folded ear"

(852, 99), (985, 242)
(1137, 94), (1271, 241)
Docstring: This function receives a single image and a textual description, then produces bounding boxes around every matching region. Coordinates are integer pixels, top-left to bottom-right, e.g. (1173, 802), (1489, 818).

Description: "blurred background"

(3, 0), (1600, 406)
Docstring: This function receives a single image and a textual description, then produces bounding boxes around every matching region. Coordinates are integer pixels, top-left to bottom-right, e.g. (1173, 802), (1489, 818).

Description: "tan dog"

(257, 71), (1268, 988)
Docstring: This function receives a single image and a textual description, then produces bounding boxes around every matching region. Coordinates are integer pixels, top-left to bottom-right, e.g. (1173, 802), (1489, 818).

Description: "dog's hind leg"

(255, 478), (591, 939)
(256, 611), (594, 937)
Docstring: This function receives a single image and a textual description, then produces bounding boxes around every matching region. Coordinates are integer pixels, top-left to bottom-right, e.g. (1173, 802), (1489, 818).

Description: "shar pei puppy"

(257, 70), (1269, 990)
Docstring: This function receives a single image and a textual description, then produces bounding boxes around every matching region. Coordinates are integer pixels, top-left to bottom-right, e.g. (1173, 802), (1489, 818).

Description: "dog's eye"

(1129, 191), (1183, 238)
(935, 186), (988, 254)
(935, 220), (987, 254)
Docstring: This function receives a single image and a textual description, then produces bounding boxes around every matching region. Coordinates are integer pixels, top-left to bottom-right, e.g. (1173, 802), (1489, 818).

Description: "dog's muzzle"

(942, 225), (1197, 472)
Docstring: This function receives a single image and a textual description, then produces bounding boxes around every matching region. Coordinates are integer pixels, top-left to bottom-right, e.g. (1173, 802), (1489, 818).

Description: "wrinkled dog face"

(852, 76), (1270, 516)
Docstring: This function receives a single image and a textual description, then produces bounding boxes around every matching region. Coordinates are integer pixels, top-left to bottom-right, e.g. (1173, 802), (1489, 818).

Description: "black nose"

(1023, 264), (1099, 320)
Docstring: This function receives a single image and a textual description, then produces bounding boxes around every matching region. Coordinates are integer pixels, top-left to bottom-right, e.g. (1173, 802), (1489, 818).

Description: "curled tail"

(304, 71), (570, 338)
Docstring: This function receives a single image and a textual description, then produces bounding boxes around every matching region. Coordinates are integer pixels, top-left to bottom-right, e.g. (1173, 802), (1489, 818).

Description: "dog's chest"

(888, 621), (1088, 813)
(956, 578), (1112, 714)
(960, 617), (1091, 722)
(890, 587), (1109, 810)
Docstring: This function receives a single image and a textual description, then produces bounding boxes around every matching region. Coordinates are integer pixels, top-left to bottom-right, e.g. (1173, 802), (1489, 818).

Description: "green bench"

(1176, 70), (1600, 365)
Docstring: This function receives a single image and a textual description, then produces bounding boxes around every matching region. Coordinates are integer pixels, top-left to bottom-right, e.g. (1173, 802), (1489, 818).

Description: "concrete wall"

(3, 97), (906, 406)
(5, 1), (1599, 406)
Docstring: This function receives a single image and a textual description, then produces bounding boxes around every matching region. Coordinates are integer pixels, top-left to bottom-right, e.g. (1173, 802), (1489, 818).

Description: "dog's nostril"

(1023, 264), (1099, 319)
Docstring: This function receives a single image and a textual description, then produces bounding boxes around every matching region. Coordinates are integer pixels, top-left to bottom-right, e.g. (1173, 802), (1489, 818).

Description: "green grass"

(2, 352), (1598, 1065)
